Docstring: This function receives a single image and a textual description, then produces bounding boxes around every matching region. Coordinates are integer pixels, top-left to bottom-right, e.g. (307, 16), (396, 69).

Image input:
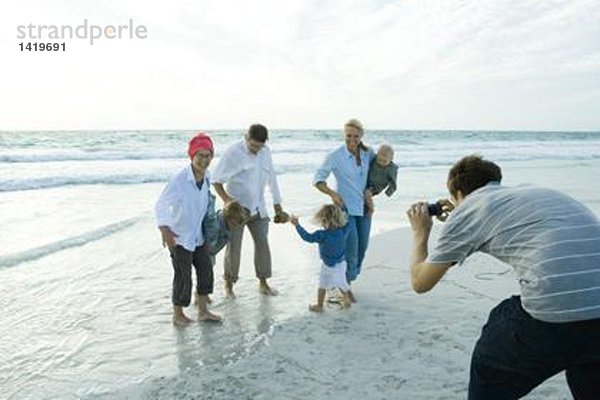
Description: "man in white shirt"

(212, 124), (288, 298)
(155, 133), (221, 325)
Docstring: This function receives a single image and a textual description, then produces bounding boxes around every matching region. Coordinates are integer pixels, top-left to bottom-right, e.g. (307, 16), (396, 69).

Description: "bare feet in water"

(309, 304), (323, 312)
(224, 281), (236, 299)
(198, 310), (222, 322)
(259, 279), (279, 296)
(195, 295), (222, 322)
(172, 313), (193, 327)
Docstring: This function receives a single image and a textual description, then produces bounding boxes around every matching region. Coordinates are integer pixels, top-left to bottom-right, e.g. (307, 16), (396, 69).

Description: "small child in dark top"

(203, 195), (250, 257)
(290, 204), (352, 312)
(365, 144), (398, 216)
(196, 195), (250, 306)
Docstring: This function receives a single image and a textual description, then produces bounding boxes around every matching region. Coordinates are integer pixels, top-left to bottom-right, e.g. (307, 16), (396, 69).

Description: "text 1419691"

(19, 42), (66, 51)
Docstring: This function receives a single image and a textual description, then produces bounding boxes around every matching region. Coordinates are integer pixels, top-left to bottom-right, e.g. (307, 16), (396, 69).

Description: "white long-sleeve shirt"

(211, 139), (282, 218)
(155, 165), (210, 251)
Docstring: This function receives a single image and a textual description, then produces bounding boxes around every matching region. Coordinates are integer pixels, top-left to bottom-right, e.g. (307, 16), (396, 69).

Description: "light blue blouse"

(314, 145), (374, 216)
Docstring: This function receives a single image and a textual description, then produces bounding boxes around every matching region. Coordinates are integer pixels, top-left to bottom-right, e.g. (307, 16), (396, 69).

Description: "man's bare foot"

(259, 280), (279, 296)
(259, 284), (279, 296)
(173, 314), (193, 327)
(309, 304), (323, 312)
(347, 290), (357, 303)
(198, 310), (222, 322)
(224, 282), (236, 299)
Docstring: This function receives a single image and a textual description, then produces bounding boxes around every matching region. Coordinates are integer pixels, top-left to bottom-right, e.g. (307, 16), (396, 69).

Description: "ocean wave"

(0, 148), (330, 163)
(2, 151), (600, 192)
(3, 134), (600, 164)
(0, 174), (169, 192)
(393, 154), (600, 170)
(0, 217), (142, 269)
(0, 151), (182, 163)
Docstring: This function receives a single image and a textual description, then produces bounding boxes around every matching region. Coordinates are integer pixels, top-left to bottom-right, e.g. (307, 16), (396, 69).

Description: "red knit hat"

(188, 132), (214, 159)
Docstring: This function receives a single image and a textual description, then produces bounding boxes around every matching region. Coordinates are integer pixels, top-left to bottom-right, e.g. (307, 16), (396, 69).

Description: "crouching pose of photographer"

(407, 154), (600, 400)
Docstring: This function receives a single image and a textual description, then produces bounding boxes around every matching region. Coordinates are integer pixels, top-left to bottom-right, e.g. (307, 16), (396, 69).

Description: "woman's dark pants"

(169, 245), (213, 306)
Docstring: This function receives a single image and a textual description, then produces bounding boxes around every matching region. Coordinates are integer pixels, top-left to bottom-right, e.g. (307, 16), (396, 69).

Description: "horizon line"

(2, 128), (600, 133)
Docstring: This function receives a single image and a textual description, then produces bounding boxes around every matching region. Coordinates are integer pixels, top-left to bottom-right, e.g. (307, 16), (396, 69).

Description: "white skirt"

(319, 260), (350, 291)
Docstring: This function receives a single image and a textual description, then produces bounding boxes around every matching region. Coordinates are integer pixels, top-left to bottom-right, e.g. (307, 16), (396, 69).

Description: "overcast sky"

(1, 0), (599, 130)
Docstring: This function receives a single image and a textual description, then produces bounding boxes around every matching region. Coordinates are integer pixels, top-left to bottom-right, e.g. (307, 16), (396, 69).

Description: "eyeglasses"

(246, 139), (265, 152)
(193, 152), (213, 159)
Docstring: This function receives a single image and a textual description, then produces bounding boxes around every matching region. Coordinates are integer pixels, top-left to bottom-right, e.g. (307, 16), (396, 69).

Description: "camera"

(427, 202), (442, 216)
(426, 199), (454, 222)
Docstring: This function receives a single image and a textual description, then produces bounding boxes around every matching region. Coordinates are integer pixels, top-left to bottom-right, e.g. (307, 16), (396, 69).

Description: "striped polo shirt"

(428, 183), (600, 323)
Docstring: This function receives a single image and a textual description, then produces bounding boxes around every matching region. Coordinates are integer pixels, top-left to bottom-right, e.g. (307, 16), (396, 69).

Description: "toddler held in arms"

(365, 144), (398, 216)
(196, 198), (250, 306)
(290, 204), (352, 312)
(203, 197), (251, 257)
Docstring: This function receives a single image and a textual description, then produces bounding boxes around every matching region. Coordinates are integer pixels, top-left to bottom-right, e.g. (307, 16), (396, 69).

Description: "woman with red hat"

(155, 132), (221, 325)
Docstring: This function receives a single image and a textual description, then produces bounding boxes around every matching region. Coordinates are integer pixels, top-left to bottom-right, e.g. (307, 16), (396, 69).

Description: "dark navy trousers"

(169, 245), (213, 306)
(469, 296), (600, 399)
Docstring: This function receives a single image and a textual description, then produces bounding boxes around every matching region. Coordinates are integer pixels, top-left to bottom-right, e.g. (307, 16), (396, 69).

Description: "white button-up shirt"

(211, 139), (282, 218)
(155, 164), (210, 251)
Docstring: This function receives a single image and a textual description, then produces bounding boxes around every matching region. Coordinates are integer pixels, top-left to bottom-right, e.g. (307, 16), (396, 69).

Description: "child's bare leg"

(173, 305), (193, 326)
(339, 289), (352, 308)
(197, 294), (222, 322)
(347, 289), (357, 303)
(309, 288), (326, 312)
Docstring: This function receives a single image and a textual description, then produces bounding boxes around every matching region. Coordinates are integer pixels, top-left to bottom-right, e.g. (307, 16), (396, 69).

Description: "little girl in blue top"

(290, 204), (352, 312)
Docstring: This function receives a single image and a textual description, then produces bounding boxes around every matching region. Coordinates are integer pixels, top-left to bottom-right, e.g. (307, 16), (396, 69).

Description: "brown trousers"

(223, 215), (271, 283)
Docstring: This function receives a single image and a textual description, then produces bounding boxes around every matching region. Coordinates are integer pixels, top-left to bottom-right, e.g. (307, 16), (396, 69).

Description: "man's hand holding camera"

(407, 202), (433, 240)
(431, 199), (455, 222)
(407, 199), (454, 237)
(406, 198), (456, 293)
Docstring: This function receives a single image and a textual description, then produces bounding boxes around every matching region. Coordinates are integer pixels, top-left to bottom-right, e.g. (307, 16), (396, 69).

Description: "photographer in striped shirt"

(407, 154), (600, 399)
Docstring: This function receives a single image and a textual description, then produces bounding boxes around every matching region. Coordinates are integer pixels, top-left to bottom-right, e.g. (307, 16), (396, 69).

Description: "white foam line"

(0, 217), (142, 269)
(0, 175), (168, 192)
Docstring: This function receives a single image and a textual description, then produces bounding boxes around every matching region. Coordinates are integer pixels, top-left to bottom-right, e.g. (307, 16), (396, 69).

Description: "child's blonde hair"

(377, 144), (394, 157)
(223, 200), (250, 227)
(313, 204), (347, 230)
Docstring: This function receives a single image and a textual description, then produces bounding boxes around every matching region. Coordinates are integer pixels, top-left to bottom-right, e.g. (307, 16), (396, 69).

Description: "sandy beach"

(83, 224), (571, 400)
(3, 130), (597, 399)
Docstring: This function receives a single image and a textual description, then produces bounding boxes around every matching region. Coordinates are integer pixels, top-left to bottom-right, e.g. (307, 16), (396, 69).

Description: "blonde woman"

(313, 119), (375, 301)
(290, 204), (352, 312)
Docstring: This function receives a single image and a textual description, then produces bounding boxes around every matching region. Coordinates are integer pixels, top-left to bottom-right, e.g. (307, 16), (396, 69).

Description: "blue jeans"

(469, 296), (600, 400)
(345, 215), (372, 283)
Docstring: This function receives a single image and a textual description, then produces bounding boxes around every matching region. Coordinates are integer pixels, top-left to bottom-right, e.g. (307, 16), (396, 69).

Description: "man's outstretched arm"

(407, 201), (454, 293)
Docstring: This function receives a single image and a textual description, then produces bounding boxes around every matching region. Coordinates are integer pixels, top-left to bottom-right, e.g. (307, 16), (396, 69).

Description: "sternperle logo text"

(17, 19), (148, 45)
